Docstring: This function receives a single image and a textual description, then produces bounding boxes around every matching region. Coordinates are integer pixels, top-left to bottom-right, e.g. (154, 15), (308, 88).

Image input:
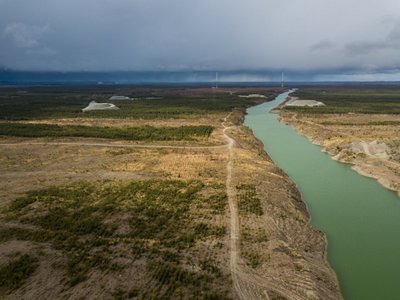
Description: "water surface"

(245, 91), (400, 300)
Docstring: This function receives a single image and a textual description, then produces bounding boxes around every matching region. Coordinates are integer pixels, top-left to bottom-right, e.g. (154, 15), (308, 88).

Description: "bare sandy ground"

(284, 97), (325, 107)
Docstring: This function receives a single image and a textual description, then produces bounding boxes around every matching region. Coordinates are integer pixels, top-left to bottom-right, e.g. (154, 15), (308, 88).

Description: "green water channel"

(244, 91), (400, 300)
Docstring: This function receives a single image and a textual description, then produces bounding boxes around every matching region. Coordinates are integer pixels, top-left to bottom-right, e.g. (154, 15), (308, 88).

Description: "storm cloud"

(1, 0), (400, 78)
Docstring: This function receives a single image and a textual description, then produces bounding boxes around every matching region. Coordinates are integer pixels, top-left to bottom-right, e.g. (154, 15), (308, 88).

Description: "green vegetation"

(0, 87), (279, 120)
(236, 184), (263, 216)
(145, 260), (230, 299)
(1, 179), (230, 296)
(112, 287), (139, 300)
(0, 123), (213, 141)
(270, 293), (288, 300)
(0, 254), (38, 295)
(200, 259), (223, 278)
(240, 227), (268, 268)
(241, 227), (268, 243)
(289, 87), (400, 114)
(241, 250), (262, 268)
(195, 185), (227, 214)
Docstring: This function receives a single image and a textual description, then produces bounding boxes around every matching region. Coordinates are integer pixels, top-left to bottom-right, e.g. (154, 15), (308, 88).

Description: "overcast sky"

(1, 0), (400, 79)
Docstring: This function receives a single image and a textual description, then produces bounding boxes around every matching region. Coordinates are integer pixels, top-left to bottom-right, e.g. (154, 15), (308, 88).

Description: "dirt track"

(223, 116), (313, 300)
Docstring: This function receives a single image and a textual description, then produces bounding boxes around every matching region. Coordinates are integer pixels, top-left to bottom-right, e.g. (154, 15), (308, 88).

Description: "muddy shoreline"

(244, 123), (343, 298)
(242, 94), (342, 299)
(277, 113), (400, 198)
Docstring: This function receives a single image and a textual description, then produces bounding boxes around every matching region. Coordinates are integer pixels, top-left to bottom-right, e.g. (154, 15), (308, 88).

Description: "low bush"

(0, 123), (213, 141)
(2, 179), (229, 291)
(290, 88), (400, 114)
(236, 184), (263, 216)
(0, 254), (38, 295)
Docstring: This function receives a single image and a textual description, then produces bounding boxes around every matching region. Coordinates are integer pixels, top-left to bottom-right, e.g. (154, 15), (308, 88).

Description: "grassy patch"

(146, 260), (231, 299)
(196, 183), (228, 214)
(2, 179), (229, 292)
(0, 227), (54, 244)
(289, 87), (400, 114)
(236, 184), (263, 216)
(241, 227), (268, 243)
(0, 254), (38, 295)
(0, 123), (213, 141)
(206, 192), (228, 214)
(241, 250), (262, 268)
(0, 87), (279, 120)
(200, 259), (223, 278)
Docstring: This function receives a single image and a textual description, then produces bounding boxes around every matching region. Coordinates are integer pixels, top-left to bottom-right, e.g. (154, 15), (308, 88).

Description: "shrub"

(236, 184), (263, 216)
(0, 123), (213, 141)
(0, 254), (39, 294)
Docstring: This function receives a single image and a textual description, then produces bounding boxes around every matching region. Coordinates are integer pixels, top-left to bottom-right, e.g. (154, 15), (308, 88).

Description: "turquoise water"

(244, 91), (400, 300)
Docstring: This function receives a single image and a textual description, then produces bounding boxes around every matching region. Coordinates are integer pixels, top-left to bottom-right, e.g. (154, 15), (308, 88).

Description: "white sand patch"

(132, 97), (163, 100)
(109, 96), (131, 100)
(110, 96), (163, 101)
(285, 99), (325, 107)
(238, 94), (266, 98)
(82, 101), (119, 112)
(350, 140), (389, 159)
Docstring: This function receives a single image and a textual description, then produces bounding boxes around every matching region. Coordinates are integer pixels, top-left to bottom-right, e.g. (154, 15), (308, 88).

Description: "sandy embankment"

(278, 111), (400, 197)
(331, 142), (400, 197)
(283, 97), (325, 107)
(227, 123), (342, 300)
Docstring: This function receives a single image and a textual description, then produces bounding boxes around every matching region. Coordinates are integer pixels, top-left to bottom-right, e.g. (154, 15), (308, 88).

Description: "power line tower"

(215, 71), (219, 89)
(281, 71), (284, 88)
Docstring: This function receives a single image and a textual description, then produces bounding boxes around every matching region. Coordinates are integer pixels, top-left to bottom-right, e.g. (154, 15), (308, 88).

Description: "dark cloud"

(345, 22), (400, 55)
(310, 40), (335, 52)
(3, 23), (54, 55)
(0, 0), (399, 79)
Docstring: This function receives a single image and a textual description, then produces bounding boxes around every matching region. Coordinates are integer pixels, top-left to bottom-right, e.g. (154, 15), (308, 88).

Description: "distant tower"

(281, 72), (284, 88)
(215, 72), (219, 89)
